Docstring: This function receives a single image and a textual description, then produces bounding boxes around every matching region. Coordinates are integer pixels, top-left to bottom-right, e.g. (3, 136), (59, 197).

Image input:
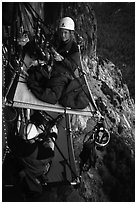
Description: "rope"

(2, 108), (11, 164)
(2, 59), (11, 164)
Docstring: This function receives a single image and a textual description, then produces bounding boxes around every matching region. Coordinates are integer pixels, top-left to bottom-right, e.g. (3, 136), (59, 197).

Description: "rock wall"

(72, 55), (135, 201)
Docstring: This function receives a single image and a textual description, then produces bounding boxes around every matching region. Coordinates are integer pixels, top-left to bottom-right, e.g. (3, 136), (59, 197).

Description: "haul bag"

(59, 77), (89, 109)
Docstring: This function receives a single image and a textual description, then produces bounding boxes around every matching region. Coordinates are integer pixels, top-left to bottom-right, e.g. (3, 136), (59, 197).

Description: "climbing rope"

(2, 108), (11, 164)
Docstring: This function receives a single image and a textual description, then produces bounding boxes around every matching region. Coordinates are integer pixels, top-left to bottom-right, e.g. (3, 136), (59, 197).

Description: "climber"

(9, 110), (59, 197)
(27, 17), (80, 104)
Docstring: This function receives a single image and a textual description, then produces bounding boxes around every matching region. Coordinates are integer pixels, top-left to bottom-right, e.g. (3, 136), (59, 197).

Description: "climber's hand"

(54, 53), (64, 61)
(51, 47), (64, 61)
(29, 60), (39, 67)
(29, 60), (46, 67)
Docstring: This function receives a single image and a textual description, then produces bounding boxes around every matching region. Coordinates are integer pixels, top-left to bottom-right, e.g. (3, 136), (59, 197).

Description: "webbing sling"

(68, 44), (101, 116)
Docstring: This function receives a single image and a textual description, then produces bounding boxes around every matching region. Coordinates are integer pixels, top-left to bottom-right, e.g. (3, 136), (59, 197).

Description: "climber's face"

(60, 28), (71, 43)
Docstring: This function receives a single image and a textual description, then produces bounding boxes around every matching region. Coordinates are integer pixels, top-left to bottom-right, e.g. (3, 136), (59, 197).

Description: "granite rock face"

(72, 56), (135, 202)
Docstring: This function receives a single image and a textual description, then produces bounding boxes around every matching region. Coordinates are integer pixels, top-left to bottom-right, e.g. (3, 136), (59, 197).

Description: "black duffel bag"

(59, 77), (89, 109)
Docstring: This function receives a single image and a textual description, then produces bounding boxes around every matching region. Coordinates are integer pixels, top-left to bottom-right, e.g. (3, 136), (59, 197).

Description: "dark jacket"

(27, 39), (80, 104)
(51, 39), (80, 77)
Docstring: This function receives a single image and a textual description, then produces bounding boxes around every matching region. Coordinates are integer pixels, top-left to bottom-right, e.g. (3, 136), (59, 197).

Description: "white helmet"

(26, 123), (39, 140)
(59, 17), (75, 31)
